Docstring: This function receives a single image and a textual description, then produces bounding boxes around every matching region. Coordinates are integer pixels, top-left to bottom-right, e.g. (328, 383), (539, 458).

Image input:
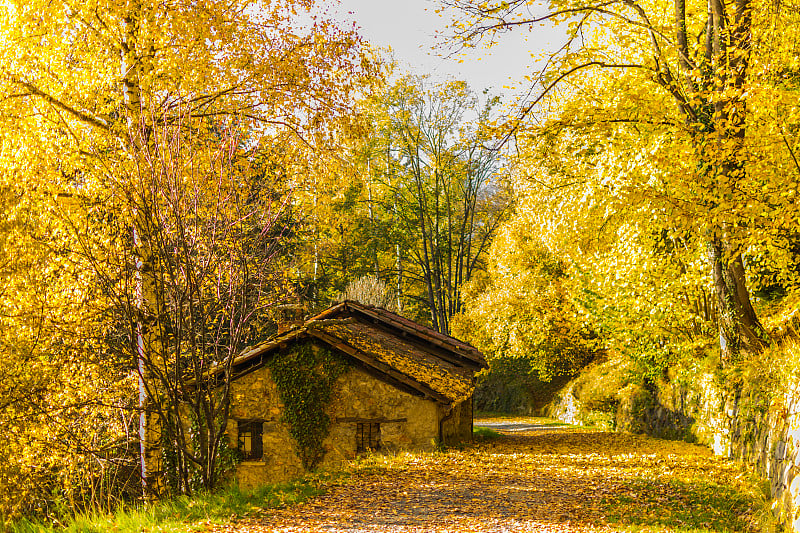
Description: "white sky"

(327, 0), (563, 99)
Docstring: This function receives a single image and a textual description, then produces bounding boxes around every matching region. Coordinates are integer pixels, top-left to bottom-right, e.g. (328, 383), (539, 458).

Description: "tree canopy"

(444, 0), (800, 372)
(305, 75), (510, 333)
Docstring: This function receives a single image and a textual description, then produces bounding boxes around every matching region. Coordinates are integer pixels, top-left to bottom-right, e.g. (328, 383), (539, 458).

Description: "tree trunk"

(387, 140), (404, 311)
(707, 235), (768, 361)
(366, 156), (379, 276)
(121, 0), (151, 496)
(670, 0), (767, 362)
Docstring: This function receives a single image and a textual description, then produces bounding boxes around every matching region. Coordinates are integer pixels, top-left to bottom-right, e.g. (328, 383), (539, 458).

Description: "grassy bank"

(4, 476), (328, 533)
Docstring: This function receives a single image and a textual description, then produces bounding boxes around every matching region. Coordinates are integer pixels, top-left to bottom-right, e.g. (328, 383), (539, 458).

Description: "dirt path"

(210, 418), (760, 532)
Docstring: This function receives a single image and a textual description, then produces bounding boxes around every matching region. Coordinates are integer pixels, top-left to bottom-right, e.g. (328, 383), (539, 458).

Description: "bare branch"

(504, 61), (652, 146)
(7, 75), (111, 131)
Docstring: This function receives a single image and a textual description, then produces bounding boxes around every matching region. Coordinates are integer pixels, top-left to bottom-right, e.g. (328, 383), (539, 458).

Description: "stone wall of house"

(321, 367), (440, 469)
(440, 397), (474, 446)
(227, 353), (441, 488)
(226, 364), (305, 488)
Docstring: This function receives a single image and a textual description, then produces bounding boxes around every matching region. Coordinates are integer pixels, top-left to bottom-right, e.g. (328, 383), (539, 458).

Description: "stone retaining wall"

(546, 368), (800, 531)
(652, 373), (800, 532)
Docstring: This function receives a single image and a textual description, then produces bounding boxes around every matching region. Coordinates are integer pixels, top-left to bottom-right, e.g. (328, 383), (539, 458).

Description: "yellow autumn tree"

(0, 0), (375, 519)
(454, 217), (601, 380)
(443, 0), (800, 364)
(510, 126), (718, 379)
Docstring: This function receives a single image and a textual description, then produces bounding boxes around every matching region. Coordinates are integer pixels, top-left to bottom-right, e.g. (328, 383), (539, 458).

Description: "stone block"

(777, 441), (788, 461)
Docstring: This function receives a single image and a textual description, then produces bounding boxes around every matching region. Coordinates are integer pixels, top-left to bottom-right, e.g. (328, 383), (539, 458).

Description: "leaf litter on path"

(207, 417), (763, 532)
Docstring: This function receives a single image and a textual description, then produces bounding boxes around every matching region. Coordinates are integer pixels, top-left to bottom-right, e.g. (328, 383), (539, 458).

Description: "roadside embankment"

(544, 344), (800, 532)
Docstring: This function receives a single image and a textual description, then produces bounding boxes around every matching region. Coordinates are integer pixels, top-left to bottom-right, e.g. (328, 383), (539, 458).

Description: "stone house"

(224, 300), (487, 487)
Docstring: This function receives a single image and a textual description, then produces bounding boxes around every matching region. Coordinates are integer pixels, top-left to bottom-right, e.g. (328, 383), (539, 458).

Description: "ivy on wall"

(267, 342), (350, 469)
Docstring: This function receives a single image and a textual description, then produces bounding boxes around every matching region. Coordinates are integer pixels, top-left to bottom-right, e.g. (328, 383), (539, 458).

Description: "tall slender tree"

(350, 77), (510, 333)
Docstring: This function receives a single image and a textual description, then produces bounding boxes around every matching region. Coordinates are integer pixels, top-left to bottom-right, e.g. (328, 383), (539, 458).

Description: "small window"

(237, 420), (263, 460)
(356, 422), (381, 453)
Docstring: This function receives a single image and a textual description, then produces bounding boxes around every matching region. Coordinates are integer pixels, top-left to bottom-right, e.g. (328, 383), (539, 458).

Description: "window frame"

(237, 419), (263, 461)
(355, 422), (381, 453)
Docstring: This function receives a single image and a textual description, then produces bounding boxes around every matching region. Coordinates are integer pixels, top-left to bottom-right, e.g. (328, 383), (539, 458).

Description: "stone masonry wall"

(321, 367), (440, 469)
(651, 372), (800, 532)
(226, 364), (304, 488)
(228, 356), (440, 488)
(440, 397), (474, 445)
(546, 369), (800, 531)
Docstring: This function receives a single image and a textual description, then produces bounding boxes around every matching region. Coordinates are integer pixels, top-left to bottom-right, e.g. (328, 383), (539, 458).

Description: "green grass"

(474, 414), (580, 429)
(534, 420), (573, 427)
(472, 426), (502, 440)
(4, 476), (328, 533)
(474, 410), (518, 418)
(602, 475), (773, 533)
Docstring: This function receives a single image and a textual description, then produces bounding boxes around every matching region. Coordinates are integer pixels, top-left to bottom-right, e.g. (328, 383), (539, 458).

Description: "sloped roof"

(231, 301), (486, 405)
(311, 301), (486, 368)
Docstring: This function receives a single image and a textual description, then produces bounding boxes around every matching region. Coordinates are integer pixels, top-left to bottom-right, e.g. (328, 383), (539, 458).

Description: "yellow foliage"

(0, 0), (377, 520)
(454, 217), (600, 380)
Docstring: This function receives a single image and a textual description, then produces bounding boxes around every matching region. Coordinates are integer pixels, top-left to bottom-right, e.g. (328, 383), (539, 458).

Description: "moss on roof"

(318, 321), (474, 404)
